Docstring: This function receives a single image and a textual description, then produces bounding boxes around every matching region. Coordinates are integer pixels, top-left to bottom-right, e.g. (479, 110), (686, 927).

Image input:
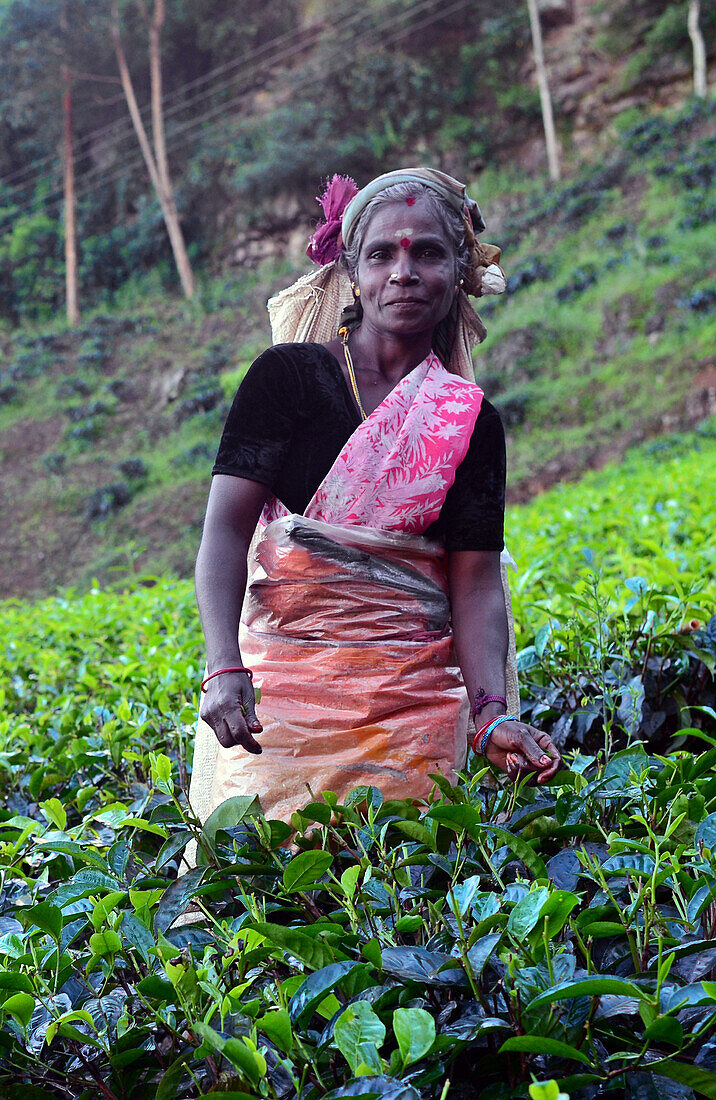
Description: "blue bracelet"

(475, 714), (519, 756)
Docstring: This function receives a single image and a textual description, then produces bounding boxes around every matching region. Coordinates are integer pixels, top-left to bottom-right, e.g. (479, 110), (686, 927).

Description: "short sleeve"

(439, 400), (506, 551)
(212, 347), (301, 491)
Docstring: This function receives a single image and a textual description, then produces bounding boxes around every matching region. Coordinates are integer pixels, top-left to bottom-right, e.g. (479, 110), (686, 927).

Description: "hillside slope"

(1, 99), (714, 598)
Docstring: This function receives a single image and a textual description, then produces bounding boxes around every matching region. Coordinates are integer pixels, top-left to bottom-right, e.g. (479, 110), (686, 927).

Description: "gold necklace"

(341, 330), (368, 421)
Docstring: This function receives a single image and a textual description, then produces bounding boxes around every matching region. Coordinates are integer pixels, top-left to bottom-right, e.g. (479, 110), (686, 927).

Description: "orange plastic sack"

(195, 514), (470, 823)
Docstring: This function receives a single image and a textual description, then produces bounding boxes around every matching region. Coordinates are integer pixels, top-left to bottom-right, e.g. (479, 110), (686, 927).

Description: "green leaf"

(0, 972), (33, 993)
(200, 795), (260, 855)
(449, 875), (481, 918)
(507, 887), (549, 939)
(257, 1008), (293, 1053)
(340, 865), (362, 900)
(426, 804), (481, 834)
(40, 797), (67, 831)
(392, 820), (437, 851)
(529, 1083), (570, 1100)
(653, 1060), (716, 1098)
(20, 901), (63, 942)
(486, 824), (549, 880)
(289, 961), (364, 1025)
(221, 1037), (266, 1085)
(46, 1010), (96, 1045)
(393, 1007), (435, 1069)
(155, 829), (192, 872)
(644, 1015), (684, 1047)
(501, 1034), (592, 1067)
(530, 977), (646, 1009)
(282, 850), (333, 892)
(540, 890), (579, 939)
(2, 992), (34, 1028)
(696, 814), (716, 851)
(154, 867), (205, 933)
(155, 1051), (192, 1100)
(251, 921), (336, 971)
(334, 1001), (387, 1075)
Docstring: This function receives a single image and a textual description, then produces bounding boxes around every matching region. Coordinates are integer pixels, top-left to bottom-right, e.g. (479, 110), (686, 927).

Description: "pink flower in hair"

(306, 174), (359, 265)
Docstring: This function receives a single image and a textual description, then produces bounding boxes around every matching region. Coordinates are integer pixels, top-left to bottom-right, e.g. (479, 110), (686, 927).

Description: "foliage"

(0, 433), (715, 1097)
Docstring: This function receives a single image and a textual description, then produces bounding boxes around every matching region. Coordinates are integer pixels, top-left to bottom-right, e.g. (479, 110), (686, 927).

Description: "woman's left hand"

(483, 720), (561, 784)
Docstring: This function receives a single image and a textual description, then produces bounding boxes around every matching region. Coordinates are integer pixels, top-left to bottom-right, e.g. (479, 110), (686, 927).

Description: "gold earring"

(351, 281), (360, 297)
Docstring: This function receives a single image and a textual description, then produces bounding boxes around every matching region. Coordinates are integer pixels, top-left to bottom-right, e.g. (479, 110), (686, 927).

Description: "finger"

(530, 729), (562, 779)
(213, 717), (236, 749)
(514, 727), (552, 770)
(233, 711), (263, 755)
(241, 686), (263, 733)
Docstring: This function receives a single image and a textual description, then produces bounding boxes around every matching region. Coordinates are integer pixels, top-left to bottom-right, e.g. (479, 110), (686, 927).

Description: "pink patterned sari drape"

(190, 353), (487, 825)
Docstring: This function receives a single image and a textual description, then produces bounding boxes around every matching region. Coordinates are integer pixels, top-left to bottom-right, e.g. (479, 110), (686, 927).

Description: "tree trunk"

(61, 0), (79, 326)
(62, 63), (80, 327)
(687, 0), (708, 99)
(111, 0), (195, 299)
(526, 0), (560, 182)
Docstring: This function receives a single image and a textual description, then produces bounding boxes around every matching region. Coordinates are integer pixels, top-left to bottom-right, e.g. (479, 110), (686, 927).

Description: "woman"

(190, 168), (560, 828)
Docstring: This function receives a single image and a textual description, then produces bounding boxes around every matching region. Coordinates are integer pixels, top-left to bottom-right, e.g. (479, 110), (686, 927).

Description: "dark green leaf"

(252, 921), (336, 971)
(466, 932), (502, 977)
(154, 867), (205, 933)
(289, 961), (364, 1025)
(20, 902), (63, 942)
(0, 973), (33, 993)
(200, 795), (260, 855)
(155, 1051), (192, 1100)
(485, 824), (549, 880)
(380, 947), (466, 987)
(155, 830), (192, 872)
(530, 977), (646, 1009)
(322, 1076), (420, 1099)
(501, 1034), (593, 1066)
(654, 1061), (716, 1098)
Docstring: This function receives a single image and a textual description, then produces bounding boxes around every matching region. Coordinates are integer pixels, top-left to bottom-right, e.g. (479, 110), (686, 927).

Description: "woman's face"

(354, 197), (457, 340)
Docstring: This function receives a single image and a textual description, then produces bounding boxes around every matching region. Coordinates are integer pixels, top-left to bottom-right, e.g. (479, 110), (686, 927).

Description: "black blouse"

(213, 343), (506, 551)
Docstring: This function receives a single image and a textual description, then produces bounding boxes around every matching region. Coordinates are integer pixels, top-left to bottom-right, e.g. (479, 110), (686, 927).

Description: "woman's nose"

(390, 252), (418, 282)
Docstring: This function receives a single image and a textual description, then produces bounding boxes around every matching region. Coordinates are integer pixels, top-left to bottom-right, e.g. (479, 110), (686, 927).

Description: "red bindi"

(406, 195), (416, 206)
(400, 237), (411, 248)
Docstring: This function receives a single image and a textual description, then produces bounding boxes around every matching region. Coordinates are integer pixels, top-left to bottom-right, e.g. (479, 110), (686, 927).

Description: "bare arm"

(449, 549), (560, 783)
(195, 474), (269, 752)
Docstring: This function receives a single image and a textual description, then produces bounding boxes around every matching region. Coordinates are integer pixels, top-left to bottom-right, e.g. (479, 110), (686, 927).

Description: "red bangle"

(201, 666), (253, 692)
(472, 717), (495, 747)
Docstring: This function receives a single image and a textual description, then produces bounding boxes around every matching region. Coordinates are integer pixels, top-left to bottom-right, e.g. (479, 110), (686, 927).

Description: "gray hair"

(341, 181), (470, 284)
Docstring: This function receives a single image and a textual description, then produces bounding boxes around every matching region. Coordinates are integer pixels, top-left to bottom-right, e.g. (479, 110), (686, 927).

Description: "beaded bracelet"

(472, 713), (519, 756)
(201, 666), (253, 692)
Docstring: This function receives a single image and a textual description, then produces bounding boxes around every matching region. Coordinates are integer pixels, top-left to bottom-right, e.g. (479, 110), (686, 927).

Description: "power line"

(0, 0), (378, 195)
(1, 17), (327, 193)
(73, 0), (463, 201)
(0, 0), (471, 235)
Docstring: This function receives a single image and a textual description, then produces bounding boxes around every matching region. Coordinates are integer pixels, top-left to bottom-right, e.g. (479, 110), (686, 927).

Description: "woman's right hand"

(199, 672), (263, 753)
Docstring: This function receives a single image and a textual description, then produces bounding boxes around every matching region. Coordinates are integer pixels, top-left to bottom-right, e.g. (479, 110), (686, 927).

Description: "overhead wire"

(0, 6), (356, 193)
(71, 0), (469, 201)
(0, 0), (471, 235)
(1, 0), (445, 196)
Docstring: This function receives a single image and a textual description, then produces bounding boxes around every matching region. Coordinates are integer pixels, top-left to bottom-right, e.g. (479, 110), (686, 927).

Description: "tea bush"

(0, 429), (714, 1098)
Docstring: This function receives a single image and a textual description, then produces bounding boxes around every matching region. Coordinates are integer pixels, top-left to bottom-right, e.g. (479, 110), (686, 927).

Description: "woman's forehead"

(360, 197), (449, 246)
